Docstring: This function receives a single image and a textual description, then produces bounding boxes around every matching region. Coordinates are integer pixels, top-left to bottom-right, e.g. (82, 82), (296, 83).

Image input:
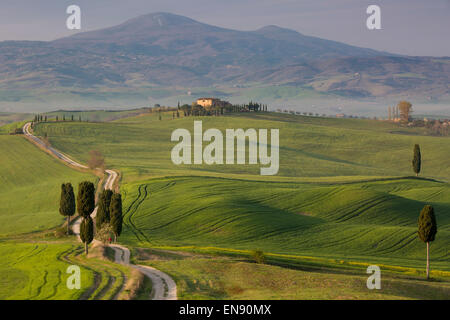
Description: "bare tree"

(88, 150), (105, 170)
(397, 101), (413, 122)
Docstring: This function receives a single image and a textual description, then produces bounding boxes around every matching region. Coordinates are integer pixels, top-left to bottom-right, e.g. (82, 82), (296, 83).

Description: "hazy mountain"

(0, 12), (448, 100)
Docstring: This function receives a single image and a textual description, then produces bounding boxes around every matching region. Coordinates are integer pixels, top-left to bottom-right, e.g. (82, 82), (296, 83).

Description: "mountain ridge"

(0, 12), (448, 102)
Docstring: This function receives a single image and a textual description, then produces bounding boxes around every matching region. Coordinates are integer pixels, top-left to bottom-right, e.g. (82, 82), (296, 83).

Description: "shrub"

(251, 250), (265, 264)
(95, 223), (114, 244)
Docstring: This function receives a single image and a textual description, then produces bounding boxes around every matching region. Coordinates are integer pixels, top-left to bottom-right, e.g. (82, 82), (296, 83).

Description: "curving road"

(22, 122), (177, 300)
(109, 244), (177, 300)
(23, 122), (88, 169)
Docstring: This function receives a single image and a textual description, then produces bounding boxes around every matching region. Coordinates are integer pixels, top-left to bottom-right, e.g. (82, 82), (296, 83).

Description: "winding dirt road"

(109, 244), (177, 300)
(22, 122), (177, 300)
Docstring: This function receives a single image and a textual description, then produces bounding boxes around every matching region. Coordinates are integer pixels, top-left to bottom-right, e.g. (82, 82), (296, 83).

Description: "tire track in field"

(123, 184), (150, 243)
(334, 195), (391, 223)
(42, 270), (61, 300)
(29, 270), (48, 300)
(12, 244), (46, 266)
(58, 246), (103, 300)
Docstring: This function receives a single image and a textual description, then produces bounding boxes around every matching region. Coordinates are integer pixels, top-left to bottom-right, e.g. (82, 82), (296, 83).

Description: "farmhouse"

(196, 97), (220, 107)
(196, 97), (231, 110)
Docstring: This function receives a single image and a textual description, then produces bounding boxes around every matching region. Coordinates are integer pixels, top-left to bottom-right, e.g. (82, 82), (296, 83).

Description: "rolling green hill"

(34, 112), (450, 181)
(0, 242), (94, 300)
(32, 112), (450, 272)
(0, 135), (95, 236)
(119, 176), (450, 271)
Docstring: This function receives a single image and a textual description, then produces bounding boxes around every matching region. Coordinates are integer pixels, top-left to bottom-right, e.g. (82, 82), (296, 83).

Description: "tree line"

(59, 181), (123, 255)
(34, 114), (85, 123)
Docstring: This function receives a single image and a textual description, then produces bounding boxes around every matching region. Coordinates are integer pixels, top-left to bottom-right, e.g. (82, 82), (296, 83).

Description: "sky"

(0, 0), (449, 56)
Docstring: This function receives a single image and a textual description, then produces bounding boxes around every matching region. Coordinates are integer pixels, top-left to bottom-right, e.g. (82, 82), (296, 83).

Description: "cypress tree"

(418, 205), (437, 279)
(110, 193), (123, 242)
(96, 189), (113, 230)
(80, 216), (94, 255)
(77, 181), (95, 218)
(59, 183), (76, 234)
(412, 144), (421, 176)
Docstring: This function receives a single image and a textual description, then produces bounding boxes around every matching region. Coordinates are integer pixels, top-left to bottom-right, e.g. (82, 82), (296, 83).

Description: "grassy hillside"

(31, 112), (450, 272)
(44, 108), (149, 123)
(34, 112), (450, 182)
(0, 135), (95, 236)
(0, 242), (94, 300)
(119, 176), (450, 270)
(0, 240), (137, 300)
(132, 248), (450, 300)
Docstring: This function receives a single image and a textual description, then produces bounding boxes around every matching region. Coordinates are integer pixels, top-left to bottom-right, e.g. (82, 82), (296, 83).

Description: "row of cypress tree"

(59, 181), (123, 255)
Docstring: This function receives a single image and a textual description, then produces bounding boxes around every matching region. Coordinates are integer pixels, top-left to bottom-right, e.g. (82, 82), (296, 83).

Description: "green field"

(0, 135), (95, 236)
(2, 110), (448, 299)
(34, 112), (450, 182)
(0, 241), (93, 300)
(32, 112), (450, 273)
(119, 176), (450, 271)
(132, 248), (450, 300)
(0, 240), (138, 300)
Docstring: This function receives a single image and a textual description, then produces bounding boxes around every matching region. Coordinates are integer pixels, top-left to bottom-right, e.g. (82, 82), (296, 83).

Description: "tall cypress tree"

(96, 189), (113, 230)
(418, 205), (437, 279)
(59, 183), (76, 234)
(110, 193), (123, 242)
(80, 216), (94, 255)
(412, 144), (421, 176)
(77, 181), (95, 218)
(77, 181), (95, 253)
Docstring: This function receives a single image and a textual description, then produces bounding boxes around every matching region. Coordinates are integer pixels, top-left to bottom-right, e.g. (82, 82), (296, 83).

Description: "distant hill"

(0, 12), (449, 100)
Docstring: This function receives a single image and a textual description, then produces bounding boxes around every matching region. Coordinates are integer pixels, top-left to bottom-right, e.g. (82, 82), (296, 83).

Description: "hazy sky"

(0, 0), (449, 56)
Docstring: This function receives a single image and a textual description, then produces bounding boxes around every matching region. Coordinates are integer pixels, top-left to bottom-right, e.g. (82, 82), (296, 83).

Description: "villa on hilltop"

(196, 98), (221, 107)
(196, 97), (231, 109)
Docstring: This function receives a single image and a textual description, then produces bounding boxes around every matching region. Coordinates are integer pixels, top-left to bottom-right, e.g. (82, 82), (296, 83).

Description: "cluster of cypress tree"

(95, 189), (123, 242)
(60, 181), (123, 255)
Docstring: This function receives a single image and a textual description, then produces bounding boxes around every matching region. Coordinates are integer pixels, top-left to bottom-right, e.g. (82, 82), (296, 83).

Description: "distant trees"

(418, 205), (437, 279)
(96, 189), (113, 230)
(397, 101), (413, 122)
(110, 193), (123, 242)
(59, 183), (76, 234)
(77, 181), (95, 255)
(412, 144), (421, 176)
